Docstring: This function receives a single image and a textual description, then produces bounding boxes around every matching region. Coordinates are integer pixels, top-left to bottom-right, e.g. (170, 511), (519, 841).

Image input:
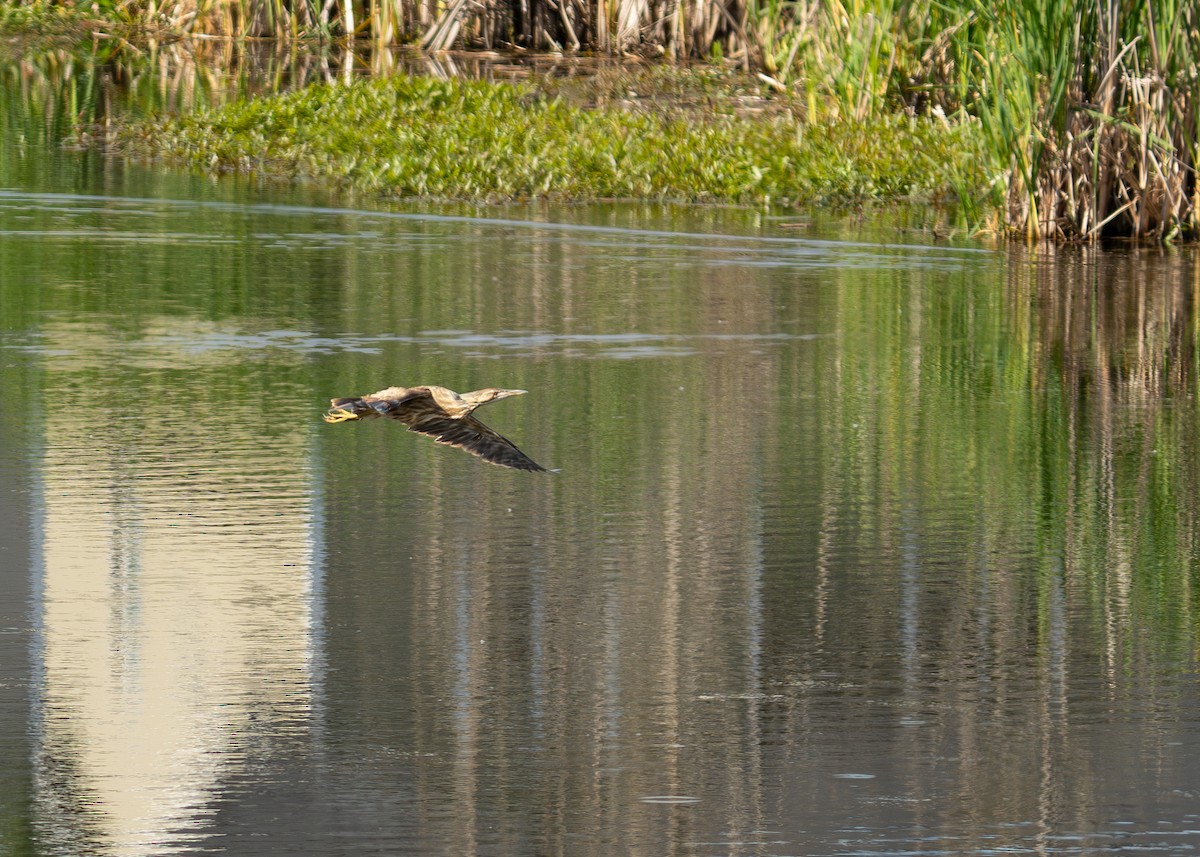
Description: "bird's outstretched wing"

(406, 415), (548, 472)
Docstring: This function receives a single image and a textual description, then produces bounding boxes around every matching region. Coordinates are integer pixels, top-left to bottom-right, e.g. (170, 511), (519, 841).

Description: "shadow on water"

(1, 40), (1200, 857)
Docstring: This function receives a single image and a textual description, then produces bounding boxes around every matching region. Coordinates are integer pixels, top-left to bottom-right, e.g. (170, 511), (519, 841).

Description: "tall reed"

(736, 0), (1200, 240)
(943, 0), (1200, 241)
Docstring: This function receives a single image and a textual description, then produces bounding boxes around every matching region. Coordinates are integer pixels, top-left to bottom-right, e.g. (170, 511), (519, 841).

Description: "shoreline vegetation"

(4, 0), (1200, 243)
(107, 70), (985, 212)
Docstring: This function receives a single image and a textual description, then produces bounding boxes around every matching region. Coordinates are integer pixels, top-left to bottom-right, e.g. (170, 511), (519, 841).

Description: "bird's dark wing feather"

(406, 415), (547, 472)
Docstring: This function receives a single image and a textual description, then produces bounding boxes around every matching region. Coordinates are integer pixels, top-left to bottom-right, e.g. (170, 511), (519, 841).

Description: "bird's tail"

(323, 397), (383, 423)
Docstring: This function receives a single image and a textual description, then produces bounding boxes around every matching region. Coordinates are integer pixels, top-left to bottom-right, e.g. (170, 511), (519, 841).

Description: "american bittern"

(323, 385), (549, 472)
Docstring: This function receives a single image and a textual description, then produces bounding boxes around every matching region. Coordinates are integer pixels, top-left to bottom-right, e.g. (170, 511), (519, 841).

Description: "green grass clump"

(0, 0), (102, 39)
(112, 74), (984, 206)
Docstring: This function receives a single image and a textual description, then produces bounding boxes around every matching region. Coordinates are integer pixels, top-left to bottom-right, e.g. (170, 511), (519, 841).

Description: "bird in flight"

(323, 385), (549, 472)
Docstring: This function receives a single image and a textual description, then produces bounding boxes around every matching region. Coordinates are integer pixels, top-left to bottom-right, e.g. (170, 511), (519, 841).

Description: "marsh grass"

(8, 0), (1200, 240)
(111, 73), (983, 205)
(741, 0), (1200, 241)
(0, 0), (109, 41)
(940, 0), (1200, 241)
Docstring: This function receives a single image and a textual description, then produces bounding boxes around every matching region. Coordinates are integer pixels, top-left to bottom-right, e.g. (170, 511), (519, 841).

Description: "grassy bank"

(9, 0), (1200, 241)
(110, 72), (984, 208)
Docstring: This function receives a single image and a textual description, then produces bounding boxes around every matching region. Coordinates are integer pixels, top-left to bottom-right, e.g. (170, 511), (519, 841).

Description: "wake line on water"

(0, 188), (995, 260)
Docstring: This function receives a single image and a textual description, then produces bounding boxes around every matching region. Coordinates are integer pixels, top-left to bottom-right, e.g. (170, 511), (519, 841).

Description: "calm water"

(3, 51), (1200, 857)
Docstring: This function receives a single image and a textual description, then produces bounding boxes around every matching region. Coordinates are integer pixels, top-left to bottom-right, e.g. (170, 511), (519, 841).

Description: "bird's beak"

(498, 389), (528, 399)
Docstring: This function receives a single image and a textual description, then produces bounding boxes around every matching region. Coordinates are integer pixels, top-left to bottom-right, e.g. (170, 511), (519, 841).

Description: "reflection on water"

(1, 184), (1198, 856)
(30, 318), (317, 856)
(2, 51), (1200, 857)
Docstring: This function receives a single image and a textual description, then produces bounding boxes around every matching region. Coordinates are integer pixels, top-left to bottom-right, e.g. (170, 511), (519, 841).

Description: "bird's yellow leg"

(323, 408), (360, 424)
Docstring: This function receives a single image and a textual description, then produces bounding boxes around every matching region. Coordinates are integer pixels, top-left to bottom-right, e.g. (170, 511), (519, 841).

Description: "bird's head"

(463, 387), (527, 406)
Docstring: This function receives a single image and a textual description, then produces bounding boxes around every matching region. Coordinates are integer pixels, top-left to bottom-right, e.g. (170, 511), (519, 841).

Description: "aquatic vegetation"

(0, 0), (103, 40)
(112, 73), (983, 206)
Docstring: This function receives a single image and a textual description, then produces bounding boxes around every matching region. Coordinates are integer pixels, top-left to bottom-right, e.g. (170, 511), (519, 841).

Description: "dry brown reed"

(110, 0), (754, 55)
(943, 0), (1200, 242)
(1016, 35), (1198, 242)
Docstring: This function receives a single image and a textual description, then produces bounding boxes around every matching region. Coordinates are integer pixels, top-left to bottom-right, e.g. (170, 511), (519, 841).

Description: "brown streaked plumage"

(323, 385), (549, 472)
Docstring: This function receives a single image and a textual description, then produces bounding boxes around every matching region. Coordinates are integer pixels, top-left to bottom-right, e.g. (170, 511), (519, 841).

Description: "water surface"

(2, 52), (1200, 857)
